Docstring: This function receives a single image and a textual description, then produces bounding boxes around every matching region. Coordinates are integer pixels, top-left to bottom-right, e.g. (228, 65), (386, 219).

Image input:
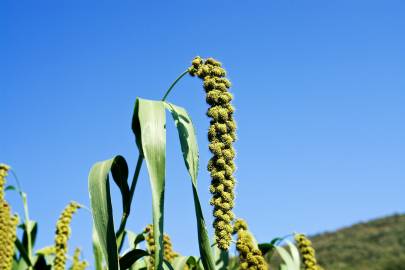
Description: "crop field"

(2, 3), (404, 269)
(1, 57), (323, 270)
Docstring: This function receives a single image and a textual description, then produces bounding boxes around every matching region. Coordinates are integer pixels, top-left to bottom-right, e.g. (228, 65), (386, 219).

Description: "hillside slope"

(310, 214), (405, 270)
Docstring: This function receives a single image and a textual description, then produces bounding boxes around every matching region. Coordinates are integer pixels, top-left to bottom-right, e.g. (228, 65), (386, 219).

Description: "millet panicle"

(145, 224), (156, 269)
(0, 163), (19, 270)
(71, 248), (88, 270)
(0, 163), (11, 201)
(53, 201), (81, 270)
(234, 220), (268, 270)
(145, 224), (179, 269)
(189, 56), (237, 250)
(233, 218), (248, 234)
(295, 233), (322, 270)
(0, 202), (19, 270)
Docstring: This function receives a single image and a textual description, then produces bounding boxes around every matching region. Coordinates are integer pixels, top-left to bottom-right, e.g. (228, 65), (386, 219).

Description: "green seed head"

(0, 202), (19, 270)
(233, 219), (248, 234)
(295, 233), (322, 270)
(0, 163), (11, 201)
(236, 229), (268, 270)
(71, 248), (88, 270)
(163, 234), (179, 263)
(53, 202), (81, 270)
(145, 224), (179, 269)
(189, 57), (238, 250)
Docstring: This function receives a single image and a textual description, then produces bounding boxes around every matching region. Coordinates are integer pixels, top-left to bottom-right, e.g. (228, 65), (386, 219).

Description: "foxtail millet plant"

(189, 57), (237, 250)
(53, 201), (81, 270)
(1, 57), (328, 270)
(233, 219), (268, 270)
(295, 233), (322, 270)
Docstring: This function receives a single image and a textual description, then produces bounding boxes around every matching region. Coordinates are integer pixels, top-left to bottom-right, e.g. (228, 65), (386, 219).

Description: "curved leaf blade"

(88, 155), (129, 270)
(92, 226), (104, 270)
(165, 102), (215, 270)
(133, 98), (166, 270)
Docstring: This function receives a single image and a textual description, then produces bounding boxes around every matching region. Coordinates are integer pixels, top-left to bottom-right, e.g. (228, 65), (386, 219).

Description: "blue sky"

(1, 0), (405, 263)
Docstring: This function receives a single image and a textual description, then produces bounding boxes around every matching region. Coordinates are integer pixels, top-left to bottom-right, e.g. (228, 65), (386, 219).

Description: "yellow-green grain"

(233, 218), (248, 234)
(0, 164), (19, 270)
(53, 201), (81, 270)
(189, 56), (237, 250)
(295, 233), (322, 270)
(0, 201), (19, 270)
(145, 224), (179, 269)
(235, 224), (268, 270)
(71, 248), (88, 270)
(0, 163), (11, 201)
(163, 234), (178, 263)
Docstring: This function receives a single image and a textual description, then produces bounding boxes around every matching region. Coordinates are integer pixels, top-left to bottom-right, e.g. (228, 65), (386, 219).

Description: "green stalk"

(116, 68), (189, 250)
(22, 193), (32, 267)
(161, 69), (189, 102)
(115, 155), (143, 248)
(10, 170), (33, 269)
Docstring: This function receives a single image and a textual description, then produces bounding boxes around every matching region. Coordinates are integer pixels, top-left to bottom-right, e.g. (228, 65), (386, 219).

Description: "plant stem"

(129, 154), (143, 203)
(22, 193), (33, 267)
(115, 154), (143, 249)
(161, 69), (189, 101)
(11, 170), (33, 269)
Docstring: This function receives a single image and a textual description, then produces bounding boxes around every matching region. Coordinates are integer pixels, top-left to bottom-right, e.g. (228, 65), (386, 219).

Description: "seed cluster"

(145, 224), (179, 269)
(163, 234), (179, 262)
(0, 202), (19, 270)
(234, 220), (267, 270)
(295, 233), (321, 270)
(71, 248), (88, 270)
(0, 164), (19, 270)
(53, 201), (81, 270)
(233, 218), (248, 234)
(0, 163), (11, 201)
(189, 57), (237, 250)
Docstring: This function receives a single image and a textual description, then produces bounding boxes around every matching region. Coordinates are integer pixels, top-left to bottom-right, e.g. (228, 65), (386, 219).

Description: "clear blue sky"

(1, 0), (404, 262)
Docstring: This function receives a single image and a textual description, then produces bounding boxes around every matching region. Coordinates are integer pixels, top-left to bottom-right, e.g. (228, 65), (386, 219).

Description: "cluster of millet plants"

(1, 57), (324, 270)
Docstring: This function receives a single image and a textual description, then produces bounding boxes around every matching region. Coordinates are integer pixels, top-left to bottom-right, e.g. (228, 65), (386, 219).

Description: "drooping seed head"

(189, 57), (238, 250)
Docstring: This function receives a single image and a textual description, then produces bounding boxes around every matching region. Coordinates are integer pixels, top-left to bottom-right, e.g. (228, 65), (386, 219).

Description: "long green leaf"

(132, 98), (166, 270)
(275, 243), (300, 270)
(88, 155), (129, 270)
(286, 241), (300, 267)
(92, 226), (104, 270)
(165, 102), (215, 270)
